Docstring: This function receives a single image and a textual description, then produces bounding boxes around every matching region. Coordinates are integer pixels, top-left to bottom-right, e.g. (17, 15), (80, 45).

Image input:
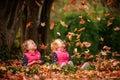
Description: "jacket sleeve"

(22, 55), (28, 66)
(52, 52), (57, 63)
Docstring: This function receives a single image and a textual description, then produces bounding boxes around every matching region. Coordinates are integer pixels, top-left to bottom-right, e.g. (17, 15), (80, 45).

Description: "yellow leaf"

(41, 22), (46, 27)
(60, 20), (68, 28)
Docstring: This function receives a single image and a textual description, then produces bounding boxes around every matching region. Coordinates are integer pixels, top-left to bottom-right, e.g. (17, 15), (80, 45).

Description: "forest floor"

(0, 59), (120, 80)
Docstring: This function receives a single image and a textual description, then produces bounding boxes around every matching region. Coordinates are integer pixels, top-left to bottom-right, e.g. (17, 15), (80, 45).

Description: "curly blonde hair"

(21, 39), (36, 53)
(51, 39), (66, 51)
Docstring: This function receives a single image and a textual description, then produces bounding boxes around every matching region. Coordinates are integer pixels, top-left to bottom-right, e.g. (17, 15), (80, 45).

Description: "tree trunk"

(21, 0), (40, 44)
(0, 0), (25, 52)
(38, 0), (54, 53)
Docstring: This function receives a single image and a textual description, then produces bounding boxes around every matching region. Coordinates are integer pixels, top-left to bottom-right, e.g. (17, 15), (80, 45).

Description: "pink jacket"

(25, 50), (41, 63)
(55, 49), (69, 65)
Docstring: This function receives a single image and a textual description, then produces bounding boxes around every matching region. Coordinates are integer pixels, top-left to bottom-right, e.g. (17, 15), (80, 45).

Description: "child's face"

(26, 40), (37, 51)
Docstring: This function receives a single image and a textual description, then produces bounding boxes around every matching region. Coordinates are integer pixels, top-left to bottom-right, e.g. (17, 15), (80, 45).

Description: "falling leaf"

(35, 1), (42, 8)
(81, 1), (86, 5)
(76, 34), (81, 39)
(60, 20), (68, 28)
(57, 32), (61, 36)
(106, 0), (112, 5)
(107, 20), (112, 26)
(41, 22), (46, 27)
(80, 19), (85, 24)
(74, 28), (78, 32)
(50, 21), (55, 30)
(78, 27), (85, 32)
(83, 41), (91, 47)
(26, 22), (31, 28)
(77, 7), (83, 12)
(100, 37), (104, 41)
(40, 44), (47, 49)
(67, 32), (75, 41)
(105, 13), (110, 17)
(96, 17), (101, 21)
(113, 27), (120, 31)
(70, 0), (76, 6)
(79, 16), (83, 19)
(76, 42), (80, 46)
(51, 2), (55, 11)
(94, 0), (97, 2)
(79, 43), (84, 48)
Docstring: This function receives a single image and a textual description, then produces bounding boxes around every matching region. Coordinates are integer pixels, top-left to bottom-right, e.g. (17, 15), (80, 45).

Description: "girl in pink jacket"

(21, 39), (43, 66)
(51, 39), (73, 67)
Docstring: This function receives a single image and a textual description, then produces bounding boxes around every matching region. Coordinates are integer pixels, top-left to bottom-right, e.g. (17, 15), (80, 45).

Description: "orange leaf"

(107, 20), (112, 26)
(105, 13), (110, 17)
(35, 1), (42, 7)
(94, 0), (97, 2)
(40, 44), (47, 49)
(106, 0), (112, 5)
(51, 2), (55, 11)
(80, 19), (85, 24)
(50, 21), (55, 30)
(26, 22), (31, 28)
(70, 0), (76, 6)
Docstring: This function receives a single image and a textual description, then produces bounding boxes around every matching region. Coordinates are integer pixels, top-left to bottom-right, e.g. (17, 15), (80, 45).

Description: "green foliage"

(61, 64), (78, 75)
(98, 15), (120, 52)
(51, 13), (120, 64)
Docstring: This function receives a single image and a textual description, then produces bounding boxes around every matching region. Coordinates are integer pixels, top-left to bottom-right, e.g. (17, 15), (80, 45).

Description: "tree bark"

(0, 0), (25, 52)
(38, 0), (54, 53)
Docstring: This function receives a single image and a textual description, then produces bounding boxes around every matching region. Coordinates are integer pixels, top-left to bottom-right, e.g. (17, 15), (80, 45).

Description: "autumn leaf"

(80, 19), (85, 24)
(51, 2), (55, 11)
(113, 27), (120, 31)
(50, 21), (55, 30)
(40, 44), (47, 49)
(106, 0), (112, 5)
(60, 20), (68, 28)
(79, 16), (83, 19)
(70, 0), (76, 6)
(100, 37), (104, 41)
(57, 32), (61, 36)
(26, 22), (31, 28)
(78, 27), (85, 32)
(35, 1), (42, 8)
(81, 1), (86, 5)
(83, 41), (91, 47)
(105, 13), (110, 17)
(41, 22), (46, 27)
(96, 17), (101, 21)
(107, 20), (112, 26)
(93, 0), (97, 2)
